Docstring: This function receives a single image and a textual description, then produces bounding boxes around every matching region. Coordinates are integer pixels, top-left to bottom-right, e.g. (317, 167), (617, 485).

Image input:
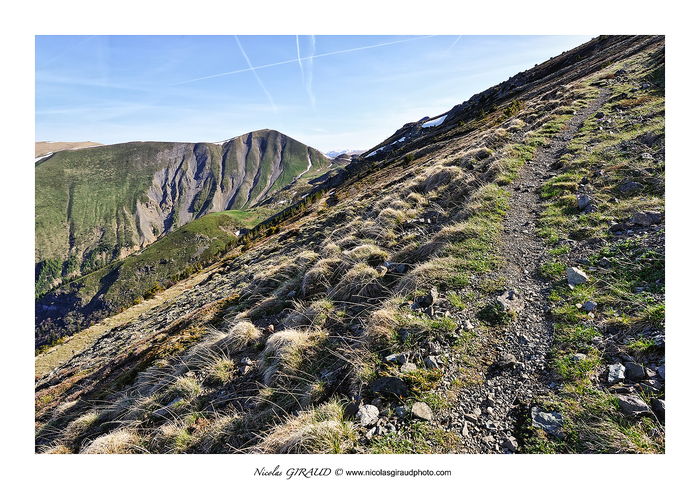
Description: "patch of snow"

(422, 115), (447, 128)
(35, 152), (53, 163)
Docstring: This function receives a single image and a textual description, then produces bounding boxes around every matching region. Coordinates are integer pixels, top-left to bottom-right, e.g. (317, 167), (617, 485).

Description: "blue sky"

(36, 35), (593, 153)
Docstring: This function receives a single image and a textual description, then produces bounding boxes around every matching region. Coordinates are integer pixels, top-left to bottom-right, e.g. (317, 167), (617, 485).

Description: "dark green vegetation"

(35, 36), (664, 455)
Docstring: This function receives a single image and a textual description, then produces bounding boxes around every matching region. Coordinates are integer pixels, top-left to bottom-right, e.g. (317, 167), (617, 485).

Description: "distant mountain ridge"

(324, 149), (366, 158)
(35, 129), (330, 298)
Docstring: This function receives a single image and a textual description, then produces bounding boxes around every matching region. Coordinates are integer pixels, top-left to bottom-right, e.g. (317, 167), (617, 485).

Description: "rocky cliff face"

(35, 129), (330, 297)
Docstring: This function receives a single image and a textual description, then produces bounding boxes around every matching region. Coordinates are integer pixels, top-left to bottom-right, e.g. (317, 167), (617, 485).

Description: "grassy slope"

(35, 36), (665, 455)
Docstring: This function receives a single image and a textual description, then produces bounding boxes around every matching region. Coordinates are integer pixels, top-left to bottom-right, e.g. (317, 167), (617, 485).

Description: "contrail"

(440, 35), (462, 58)
(306, 35), (316, 108)
(38, 35), (96, 69)
(172, 35), (435, 86)
(235, 35), (276, 111)
(296, 35), (304, 83)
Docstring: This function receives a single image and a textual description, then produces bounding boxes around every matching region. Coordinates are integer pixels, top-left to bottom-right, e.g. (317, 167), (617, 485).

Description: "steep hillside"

(35, 35), (665, 455)
(35, 129), (331, 298)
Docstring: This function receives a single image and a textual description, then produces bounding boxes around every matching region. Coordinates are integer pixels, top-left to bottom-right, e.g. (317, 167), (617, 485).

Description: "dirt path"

(447, 88), (612, 453)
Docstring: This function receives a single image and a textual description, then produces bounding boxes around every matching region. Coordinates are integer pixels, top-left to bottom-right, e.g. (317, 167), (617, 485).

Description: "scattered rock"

(424, 356), (440, 370)
(369, 376), (408, 398)
(619, 181), (644, 194)
(577, 194), (593, 210)
(531, 407), (564, 438)
(651, 398), (665, 421)
(572, 353), (587, 362)
(624, 362), (646, 382)
(608, 363), (626, 384)
(582, 301), (597, 312)
(356, 404), (379, 427)
(497, 353), (517, 368)
(496, 289), (525, 314)
(411, 402), (433, 421)
(616, 394), (653, 417)
(463, 413), (479, 424)
(631, 211), (662, 227)
(567, 267), (589, 286)
(502, 435), (519, 452)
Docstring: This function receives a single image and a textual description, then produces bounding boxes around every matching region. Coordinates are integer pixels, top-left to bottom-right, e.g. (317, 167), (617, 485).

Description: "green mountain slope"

(35, 130), (331, 298)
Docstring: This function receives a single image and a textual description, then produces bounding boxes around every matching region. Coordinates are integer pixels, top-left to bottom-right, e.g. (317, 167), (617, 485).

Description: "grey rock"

(632, 211), (662, 226)
(356, 404), (380, 427)
(531, 407), (564, 438)
(497, 353), (517, 368)
(651, 398), (665, 421)
(461, 422), (469, 437)
(620, 181), (644, 194)
(502, 436), (519, 452)
(153, 398), (182, 419)
(411, 402), (433, 421)
(582, 300), (597, 312)
(496, 289), (525, 314)
(463, 413), (479, 424)
(577, 194), (593, 210)
(395, 406), (409, 418)
(424, 356), (440, 370)
(572, 353), (587, 362)
(608, 363), (626, 384)
(400, 362), (417, 374)
(624, 362), (646, 382)
(567, 267), (589, 286)
(616, 394), (653, 417)
(370, 376), (408, 398)
(657, 365), (665, 379)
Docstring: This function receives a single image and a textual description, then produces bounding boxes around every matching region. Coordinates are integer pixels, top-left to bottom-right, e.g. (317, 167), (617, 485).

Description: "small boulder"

(651, 398), (665, 421)
(577, 194), (593, 210)
(356, 404), (379, 427)
(370, 376), (408, 398)
(411, 402), (433, 421)
(567, 267), (589, 286)
(619, 181), (644, 194)
(616, 394), (653, 417)
(608, 363), (626, 384)
(531, 407), (564, 438)
(496, 289), (525, 314)
(624, 362), (646, 382)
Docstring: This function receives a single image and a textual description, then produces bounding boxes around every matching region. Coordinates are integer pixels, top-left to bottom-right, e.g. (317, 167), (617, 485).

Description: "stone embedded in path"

(496, 289), (525, 314)
(583, 300), (597, 312)
(531, 407), (564, 438)
(356, 404), (379, 427)
(497, 353), (518, 368)
(502, 435), (519, 452)
(567, 267), (589, 286)
(411, 402), (433, 421)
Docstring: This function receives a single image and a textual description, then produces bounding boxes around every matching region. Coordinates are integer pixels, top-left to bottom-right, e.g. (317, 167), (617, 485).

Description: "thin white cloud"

(172, 35), (435, 86)
(306, 35), (316, 108)
(296, 35), (304, 83)
(440, 35), (462, 58)
(235, 35), (277, 112)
